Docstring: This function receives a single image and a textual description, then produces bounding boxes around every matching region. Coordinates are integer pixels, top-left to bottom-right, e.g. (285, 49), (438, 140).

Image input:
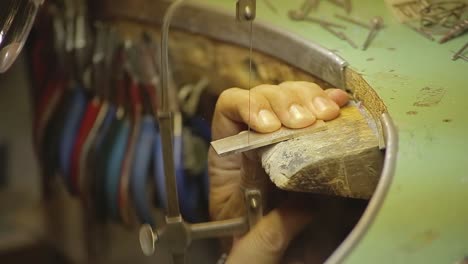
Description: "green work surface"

(203, 0), (468, 263)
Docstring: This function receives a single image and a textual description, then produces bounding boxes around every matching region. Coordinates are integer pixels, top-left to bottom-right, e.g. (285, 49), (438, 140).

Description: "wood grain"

(259, 105), (384, 199)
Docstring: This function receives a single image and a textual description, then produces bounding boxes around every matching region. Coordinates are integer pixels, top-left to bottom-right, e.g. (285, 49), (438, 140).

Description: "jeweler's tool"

(439, 19), (468, 44)
(335, 14), (371, 29)
(211, 120), (326, 156)
(363, 16), (384, 50)
(237, 0), (256, 143)
(139, 2), (263, 264)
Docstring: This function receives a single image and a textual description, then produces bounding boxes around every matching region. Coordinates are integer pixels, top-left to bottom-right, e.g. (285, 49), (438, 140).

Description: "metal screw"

(363, 16), (384, 50)
(245, 5), (253, 20)
(250, 197), (258, 209)
(139, 224), (158, 256)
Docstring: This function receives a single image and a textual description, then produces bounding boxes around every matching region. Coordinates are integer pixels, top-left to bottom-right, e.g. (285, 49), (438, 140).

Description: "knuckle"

(252, 84), (292, 103)
(218, 88), (242, 101)
(251, 84), (280, 94)
(279, 81), (295, 87)
(216, 88), (244, 106)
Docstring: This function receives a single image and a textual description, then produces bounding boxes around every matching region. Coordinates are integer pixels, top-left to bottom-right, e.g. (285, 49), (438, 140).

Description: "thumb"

(226, 200), (313, 264)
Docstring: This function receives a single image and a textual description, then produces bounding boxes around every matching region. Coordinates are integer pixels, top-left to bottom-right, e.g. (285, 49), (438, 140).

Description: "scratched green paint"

(201, 0), (468, 263)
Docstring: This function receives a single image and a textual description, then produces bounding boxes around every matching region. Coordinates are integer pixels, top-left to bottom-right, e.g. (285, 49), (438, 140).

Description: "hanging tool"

(58, 0), (90, 193)
(0, 0), (44, 73)
(362, 16), (384, 50)
(104, 58), (132, 222)
(33, 10), (67, 156)
(69, 22), (108, 196)
(94, 44), (130, 221)
(87, 26), (120, 219)
(118, 48), (145, 226)
(130, 94), (158, 226)
(77, 23), (118, 204)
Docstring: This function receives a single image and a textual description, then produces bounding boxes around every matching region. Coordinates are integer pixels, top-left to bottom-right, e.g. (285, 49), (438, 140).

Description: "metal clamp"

(139, 187), (263, 262)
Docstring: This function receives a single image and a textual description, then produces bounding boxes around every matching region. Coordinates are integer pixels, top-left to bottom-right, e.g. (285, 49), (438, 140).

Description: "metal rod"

(439, 19), (468, 44)
(160, 0), (186, 218)
(304, 17), (347, 29)
(161, 0), (185, 112)
(452, 42), (468, 61)
(190, 217), (248, 240)
(404, 22), (435, 41)
(158, 113), (180, 217)
(335, 14), (371, 29)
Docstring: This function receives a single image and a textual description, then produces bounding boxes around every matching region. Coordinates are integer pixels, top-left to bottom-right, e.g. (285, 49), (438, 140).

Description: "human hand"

(208, 81), (349, 263)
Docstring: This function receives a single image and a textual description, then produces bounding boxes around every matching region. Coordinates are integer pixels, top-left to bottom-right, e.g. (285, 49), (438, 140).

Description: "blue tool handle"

(93, 112), (119, 221)
(131, 116), (156, 226)
(59, 88), (87, 191)
(154, 127), (199, 221)
(173, 133), (192, 219)
(105, 118), (130, 221)
(94, 105), (116, 150)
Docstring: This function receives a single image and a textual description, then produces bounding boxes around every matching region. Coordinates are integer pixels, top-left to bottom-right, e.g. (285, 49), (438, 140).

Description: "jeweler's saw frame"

(138, 1), (267, 264)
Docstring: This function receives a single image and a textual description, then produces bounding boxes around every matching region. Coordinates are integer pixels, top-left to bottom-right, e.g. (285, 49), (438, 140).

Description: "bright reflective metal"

(0, 0), (43, 73)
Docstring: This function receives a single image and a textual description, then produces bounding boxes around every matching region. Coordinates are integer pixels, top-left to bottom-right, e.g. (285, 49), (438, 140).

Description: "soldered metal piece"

(211, 120), (326, 156)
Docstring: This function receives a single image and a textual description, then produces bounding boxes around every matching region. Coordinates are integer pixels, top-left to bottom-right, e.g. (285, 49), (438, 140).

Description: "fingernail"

(289, 104), (307, 120)
(258, 109), (278, 127)
(313, 97), (333, 112)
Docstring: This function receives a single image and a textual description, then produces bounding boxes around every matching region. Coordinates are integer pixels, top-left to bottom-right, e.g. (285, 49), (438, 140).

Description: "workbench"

(198, 0), (468, 263)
